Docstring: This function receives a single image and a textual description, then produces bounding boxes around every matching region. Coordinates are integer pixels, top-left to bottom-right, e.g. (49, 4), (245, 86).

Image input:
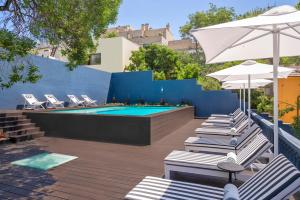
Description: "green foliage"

(0, 29), (42, 89)
(126, 44), (201, 81)
(0, 0), (121, 87)
(292, 116), (300, 138)
(103, 31), (118, 38)
(180, 3), (235, 38)
(257, 95), (273, 114)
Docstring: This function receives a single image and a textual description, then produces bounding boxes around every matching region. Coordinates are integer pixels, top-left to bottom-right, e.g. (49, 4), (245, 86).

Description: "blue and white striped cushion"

(125, 176), (224, 200)
(239, 154), (300, 200)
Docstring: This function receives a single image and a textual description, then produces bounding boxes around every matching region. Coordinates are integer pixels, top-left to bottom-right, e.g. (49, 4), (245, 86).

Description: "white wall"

(91, 37), (139, 72)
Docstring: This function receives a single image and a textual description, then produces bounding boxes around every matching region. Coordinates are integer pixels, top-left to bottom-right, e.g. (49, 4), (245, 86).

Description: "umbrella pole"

(240, 87), (242, 109)
(273, 30), (280, 156)
(248, 75), (251, 129)
(243, 84), (246, 113)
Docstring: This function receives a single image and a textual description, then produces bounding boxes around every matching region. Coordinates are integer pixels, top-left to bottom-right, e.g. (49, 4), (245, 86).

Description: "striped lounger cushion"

(186, 125), (261, 153)
(125, 155), (300, 200)
(125, 176), (224, 200)
(166, 134), (270, 171)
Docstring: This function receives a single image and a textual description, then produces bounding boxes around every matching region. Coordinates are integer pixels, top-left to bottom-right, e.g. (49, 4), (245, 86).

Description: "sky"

(113, 0), (298, 39)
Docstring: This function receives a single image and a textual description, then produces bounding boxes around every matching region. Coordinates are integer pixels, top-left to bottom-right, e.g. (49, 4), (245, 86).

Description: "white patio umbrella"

(222, 79), (273, 117)
(191, 5), (300, 155)
(207, 60), (293, 130)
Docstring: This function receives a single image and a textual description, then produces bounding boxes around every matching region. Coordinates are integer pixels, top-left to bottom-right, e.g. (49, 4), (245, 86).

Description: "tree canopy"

(180, 3), (235, 38)
(0, 0), (122, 88)
(125, 44), (200, 81)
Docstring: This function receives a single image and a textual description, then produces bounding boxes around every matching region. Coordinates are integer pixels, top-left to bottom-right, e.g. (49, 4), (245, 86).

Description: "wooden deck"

(0, 119), (212, 200)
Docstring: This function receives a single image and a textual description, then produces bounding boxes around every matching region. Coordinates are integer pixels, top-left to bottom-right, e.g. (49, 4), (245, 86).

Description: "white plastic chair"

(44, 94), (64, 108)
(22, 94), (45, 110)
(81, 95), (97, 106)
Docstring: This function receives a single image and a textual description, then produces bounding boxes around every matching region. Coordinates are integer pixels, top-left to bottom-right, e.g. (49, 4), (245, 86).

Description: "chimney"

(166, 23), (170, 30)
(144, 23), (150, 31)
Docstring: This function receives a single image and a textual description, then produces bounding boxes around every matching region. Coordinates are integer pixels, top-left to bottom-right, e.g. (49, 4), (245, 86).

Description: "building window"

(90, 53), (101, 65)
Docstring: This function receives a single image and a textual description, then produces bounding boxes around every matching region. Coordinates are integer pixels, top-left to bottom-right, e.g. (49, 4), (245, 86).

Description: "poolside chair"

(185, 124), (261, 154)
(67, 95), (85, 107)
(125, 155), (300, 200)
(44, 94), (64, 108)
(201, 115), (248, 130)
(195, 119), (252, 139)
(205, 111), (245, 124)
(210, 108), (242, 118)
(164, 134), (272, 180)
(22, 94), (45, 110)
(81, 95), (97, 106)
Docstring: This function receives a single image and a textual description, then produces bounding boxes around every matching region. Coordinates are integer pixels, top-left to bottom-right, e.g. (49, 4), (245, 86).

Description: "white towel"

(226, 152), (237, 163)
(223, 184), (240, 200)
(230, 128), (237, 135)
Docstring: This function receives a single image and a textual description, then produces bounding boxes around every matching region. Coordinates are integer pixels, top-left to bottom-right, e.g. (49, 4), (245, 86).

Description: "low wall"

(24, 106), (194, 145)
(252, 112), (300, 170)
(108, 71), (239, 117)
(0, 56), (111, 109)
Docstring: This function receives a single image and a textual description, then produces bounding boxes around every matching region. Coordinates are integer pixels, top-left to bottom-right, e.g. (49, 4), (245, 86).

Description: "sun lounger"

(164, 134), (272, 180)
(205, 111), (245, 124)
(125, 154), (300, 200)
(67, 95), (85, 107)
(44, 94), (64, 108)
(81, 95), (97, 106)
(195, 119), (251, 139)
(185, 124), (261, 154)
(202, 114), (247, 127)
(22, 94), (45, 110)
(210, 108), (241, 118)
(208, 108), (242, 120)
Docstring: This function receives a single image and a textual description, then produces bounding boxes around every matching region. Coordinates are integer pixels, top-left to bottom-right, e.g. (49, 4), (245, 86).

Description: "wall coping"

(252, 112), (300, 152)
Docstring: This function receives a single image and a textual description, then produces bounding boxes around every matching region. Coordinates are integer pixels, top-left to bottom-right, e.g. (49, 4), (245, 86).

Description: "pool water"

(53, 106), (178, 116)
(11, 153), (78, 170)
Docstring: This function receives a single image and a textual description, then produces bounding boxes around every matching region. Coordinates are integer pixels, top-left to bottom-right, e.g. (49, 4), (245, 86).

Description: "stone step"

(5, 127), (41, 137)
(1, 123), (36, 132)
(0, 119), (31, 127)
(0, 112), (23, 118)
(0, 115), (27, 122)
(9, 131), (45, 143)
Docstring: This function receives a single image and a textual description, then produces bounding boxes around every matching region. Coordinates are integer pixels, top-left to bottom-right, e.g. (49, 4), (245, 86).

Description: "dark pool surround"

(24, 106), (194, 145)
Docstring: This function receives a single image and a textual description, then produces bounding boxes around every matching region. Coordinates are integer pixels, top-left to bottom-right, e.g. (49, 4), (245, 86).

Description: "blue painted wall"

(108, 71), (239, 117)
(0, 56), (111, 109)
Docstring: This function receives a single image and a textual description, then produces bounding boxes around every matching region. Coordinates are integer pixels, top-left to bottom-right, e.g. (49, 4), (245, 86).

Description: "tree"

(0, 29), (41, 89)
(0, 0), (121, 88)
(180, 3), (235, 38)
(126, 44), (200, 81)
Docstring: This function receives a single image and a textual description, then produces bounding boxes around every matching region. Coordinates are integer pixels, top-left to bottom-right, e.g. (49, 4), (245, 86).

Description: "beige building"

(34, 37), (140, 73)
(106, 23), (196, 52)
(88, 37), (139, 72)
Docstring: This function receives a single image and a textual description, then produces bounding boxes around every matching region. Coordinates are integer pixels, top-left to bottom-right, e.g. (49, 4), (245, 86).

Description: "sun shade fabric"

(207, 60), (294, 81)
(191, 5), (300, 64)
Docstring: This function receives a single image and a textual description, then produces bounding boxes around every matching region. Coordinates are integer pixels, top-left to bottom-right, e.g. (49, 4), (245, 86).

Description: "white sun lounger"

(164, 134), (272, 180)
(125, 155), (300, 200)
(201, 114), (247, 128)
(22, 94), (45, 110)
(195, 119), (252, 139)
(44, 94), (64, 108)
(205, 111), (245, 124)
(67, 95), (85, 107)
(185, 124), (261, 154)
(81, 95), (97, 106)
(210, 108), (241, 118)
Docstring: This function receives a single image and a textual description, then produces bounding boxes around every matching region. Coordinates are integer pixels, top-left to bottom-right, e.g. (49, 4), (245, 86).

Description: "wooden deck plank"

(0, 119), (203, 199)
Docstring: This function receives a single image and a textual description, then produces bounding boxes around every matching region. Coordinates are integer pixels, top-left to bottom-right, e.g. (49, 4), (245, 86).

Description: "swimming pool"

(53, 106), (178, 116)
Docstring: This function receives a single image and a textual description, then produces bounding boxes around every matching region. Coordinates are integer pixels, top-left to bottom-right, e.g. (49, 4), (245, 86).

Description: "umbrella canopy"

(191, 5), (300, 64)
(222, 79), (273, 88)
(208, 60), (293, 81)
(191, 5), (300, 155)
(222, 79), (272, 111)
